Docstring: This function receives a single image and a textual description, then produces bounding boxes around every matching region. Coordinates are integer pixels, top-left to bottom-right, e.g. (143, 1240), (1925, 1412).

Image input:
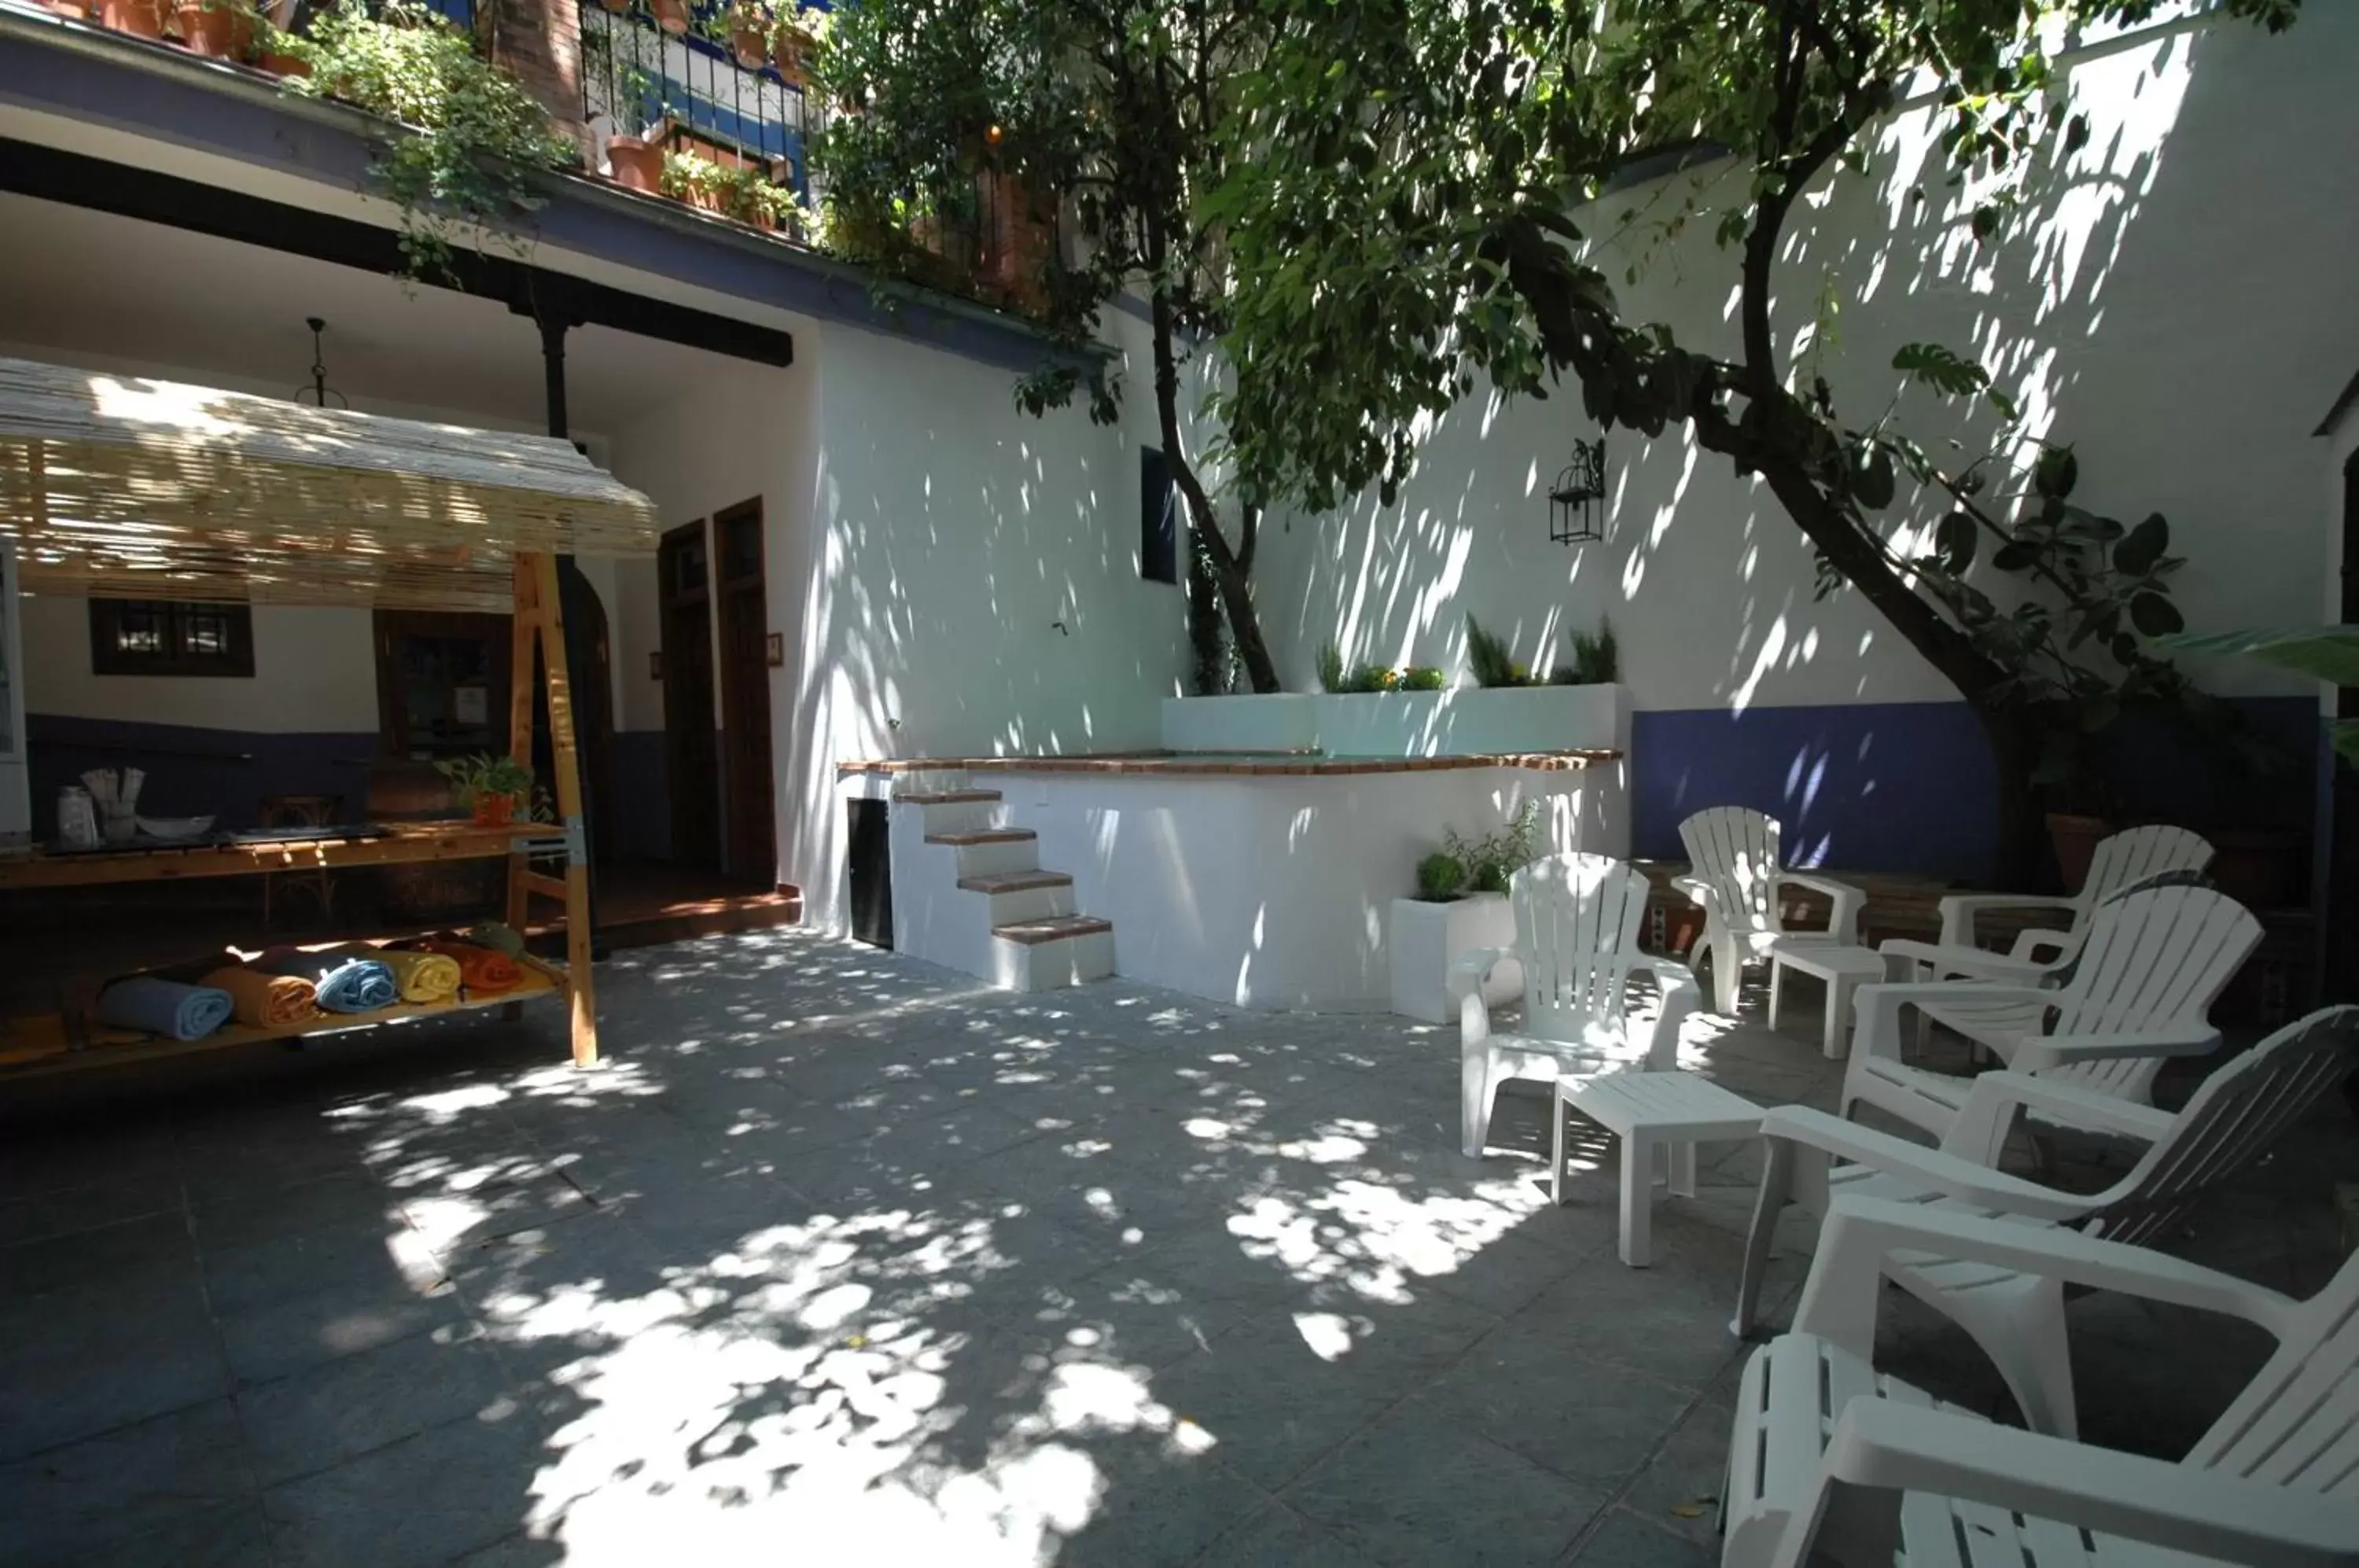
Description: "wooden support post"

(505, 557), (538, 933)
(529, 550), (600, 1068)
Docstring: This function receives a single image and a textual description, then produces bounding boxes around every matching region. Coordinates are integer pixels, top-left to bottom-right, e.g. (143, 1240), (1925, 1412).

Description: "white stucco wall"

(1250, 9), (2359, 714)
(18, 598), (377, 732)
(781, 322), (1191, 929)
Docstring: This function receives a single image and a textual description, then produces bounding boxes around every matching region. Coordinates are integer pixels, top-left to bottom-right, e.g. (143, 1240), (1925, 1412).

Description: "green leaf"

(1935, 512), (1977, 572)
(1892, 343), (1989, 397)
(2151, 626), (2359, 686)
(2127, 592), (2183, 637)
(2112, 513), (2169, 576)
(2031, 445), (2077, 500)
(1850, 445), (1896, 510)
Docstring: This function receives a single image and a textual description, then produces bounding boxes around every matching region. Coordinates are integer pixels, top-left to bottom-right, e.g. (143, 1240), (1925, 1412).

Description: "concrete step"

(992, 915), (1116, 992)
(904, 791), (1005, 835)
(928, 826), (1037, 877)
(956, 870), (1071, 894)
(993, 914), (1113, 943)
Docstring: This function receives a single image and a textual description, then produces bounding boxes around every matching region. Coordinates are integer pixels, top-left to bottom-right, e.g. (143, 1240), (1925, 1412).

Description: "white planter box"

(1388, 893), (1520, 1025)
(1163, 685), (1628, 759)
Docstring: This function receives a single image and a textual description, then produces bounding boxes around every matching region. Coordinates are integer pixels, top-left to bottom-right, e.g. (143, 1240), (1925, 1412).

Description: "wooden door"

(714, 499), (776, 885)
(374, 609), (512, 761)
(658, 521), (721, 872)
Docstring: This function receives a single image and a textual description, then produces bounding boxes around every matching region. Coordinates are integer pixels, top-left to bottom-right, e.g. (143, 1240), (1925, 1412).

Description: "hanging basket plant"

(273, 0), (576, 282)
(650, 0), (687, 35)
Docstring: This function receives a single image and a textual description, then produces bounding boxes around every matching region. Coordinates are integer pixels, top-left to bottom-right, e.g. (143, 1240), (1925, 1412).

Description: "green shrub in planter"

(1415, 852), (1467, 901)
(1400, 666), (1446, 690)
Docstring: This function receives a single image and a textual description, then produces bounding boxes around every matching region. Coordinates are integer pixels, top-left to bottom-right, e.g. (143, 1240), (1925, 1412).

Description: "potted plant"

(767, 4), (820, 85)
(1550, 619), (1618, 686)
(176, 0), (259, 59)
(433, 753), (535, 826)
(650, 0), (687, 35)
(660, 148), (731, 213)
(725, 0), (769, 69)
(1387, 804), (1540, 1025)
(95, 0), (170, 38)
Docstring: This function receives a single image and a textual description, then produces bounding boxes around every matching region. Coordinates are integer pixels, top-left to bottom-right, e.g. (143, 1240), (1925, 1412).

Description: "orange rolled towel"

(202, 966), (319, 1029)
(410, 939), (523, 996)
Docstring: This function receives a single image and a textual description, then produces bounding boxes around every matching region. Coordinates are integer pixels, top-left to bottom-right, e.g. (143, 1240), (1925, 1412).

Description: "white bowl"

(138, 815), (217, 842)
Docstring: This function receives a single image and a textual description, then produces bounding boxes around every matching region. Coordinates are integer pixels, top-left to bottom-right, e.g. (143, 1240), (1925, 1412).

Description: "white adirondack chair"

(1732, 1005), (2359, 1444)
(1842, 884), (2262, 1147)
(1453, 852), (1702, 1158)
(1898, 824), (2215, 985)
(1676, 807), (1866, 1015)
(1721, 1190), (2359, 1568)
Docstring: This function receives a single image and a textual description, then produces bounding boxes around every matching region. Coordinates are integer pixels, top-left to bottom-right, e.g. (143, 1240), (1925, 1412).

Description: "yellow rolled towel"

(373, 948), (462, 1005)
(201, 966), (318, 1029)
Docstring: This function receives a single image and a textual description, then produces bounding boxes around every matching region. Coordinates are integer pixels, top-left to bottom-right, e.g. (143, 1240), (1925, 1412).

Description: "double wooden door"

(659, 503), (775, 884)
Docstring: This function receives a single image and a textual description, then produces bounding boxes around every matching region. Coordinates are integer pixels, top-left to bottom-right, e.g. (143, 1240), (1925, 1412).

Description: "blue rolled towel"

(98, 977), (235, 1041)
(256, 948), (399, 1014)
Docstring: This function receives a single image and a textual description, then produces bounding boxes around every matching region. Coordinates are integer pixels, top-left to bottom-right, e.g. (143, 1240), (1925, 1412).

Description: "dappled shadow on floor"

(0, 930), (2339, 1567)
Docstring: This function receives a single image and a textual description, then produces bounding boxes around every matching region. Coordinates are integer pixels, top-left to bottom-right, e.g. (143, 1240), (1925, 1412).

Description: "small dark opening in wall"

(1140, 447), (1178, 585)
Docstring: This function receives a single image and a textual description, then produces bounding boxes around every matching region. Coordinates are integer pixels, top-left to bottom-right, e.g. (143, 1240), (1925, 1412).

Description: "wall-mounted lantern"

(1548, 439), (1606, 546)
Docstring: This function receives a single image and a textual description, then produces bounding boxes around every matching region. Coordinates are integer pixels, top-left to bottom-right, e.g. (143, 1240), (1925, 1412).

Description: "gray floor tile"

(3, 930), (2338, 1568)
(1153, 1328), (1399, 1489)
(1193, 1504), (1385, 1568)
(2, 1210), (198, 1301)
(235, 1320), (513, 1486)
(217, 1274), (471, 1388)
(261, 1408), (549, 1568)
(1051, 1448), (1272, 1568)
(1419, 1332), (1699, 1488)
(0, 1275), (229, 1461)
(0, 1172), (182, 1248)
(0, 1397), (256, 1568)
(1290, 1410), (1610, 1568)
(1567, 1509), (1717, 1567)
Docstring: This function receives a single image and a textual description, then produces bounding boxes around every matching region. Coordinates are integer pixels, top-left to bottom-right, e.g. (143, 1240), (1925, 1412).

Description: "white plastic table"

(1554, 1070), (1765, 1266)
(1765, 939), (1889, 1058)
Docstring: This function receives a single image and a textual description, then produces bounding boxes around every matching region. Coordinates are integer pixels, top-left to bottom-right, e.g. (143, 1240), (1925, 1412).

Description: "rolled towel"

(464, 922), (527, 958)
(370, 948), (461, 1005)
(255, 948), (399, 1014)
(201, 966), (318, 1029)
(98, 976), (234, 1041)
(410, 939), (523, 996)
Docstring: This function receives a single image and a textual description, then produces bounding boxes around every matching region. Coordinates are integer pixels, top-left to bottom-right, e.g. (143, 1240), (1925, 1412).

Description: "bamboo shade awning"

(0, 355), (661, 612)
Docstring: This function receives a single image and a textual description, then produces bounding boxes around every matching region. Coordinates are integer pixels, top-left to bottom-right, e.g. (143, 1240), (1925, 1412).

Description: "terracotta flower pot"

(650, 0), (686, 34)
(42, 0), (92, 20)
(95, 0), (168, 37)
(731, 20), (766, 70)
(472, 793), (516, 828)
(175, 0), (255, 58)
(605, 134), (663, 193)
(2044, 812), (2114, 895)
(256, 46), (308, 75)
(595, 0), (627, 10)
(770, 26), (811, 84)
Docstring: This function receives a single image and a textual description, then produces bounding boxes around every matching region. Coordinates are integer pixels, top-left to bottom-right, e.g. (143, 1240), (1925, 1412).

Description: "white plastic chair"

(1842, 884), (2262, 1146)
(1676, 807), (1865, 1015)
(1453, 852), (1701, 1158)
(1732, 1005), (2359, 1443)
(1721, 1189), (2359, 1568)
(1919, 823), (2215, 976)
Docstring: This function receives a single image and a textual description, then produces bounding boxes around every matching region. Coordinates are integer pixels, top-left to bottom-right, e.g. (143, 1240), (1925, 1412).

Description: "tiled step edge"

(994, 915), (1114, 946)
(926, 829), (1036, 846)
(898, 790), (1003, 804)
(958, 870), (1074, 894)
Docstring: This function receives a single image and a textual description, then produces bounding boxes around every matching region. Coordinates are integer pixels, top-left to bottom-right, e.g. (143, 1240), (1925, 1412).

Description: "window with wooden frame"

(88, 599), (256, 678)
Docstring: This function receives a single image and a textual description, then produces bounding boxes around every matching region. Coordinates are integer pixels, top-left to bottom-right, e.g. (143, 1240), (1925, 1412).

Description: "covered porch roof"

(0, 353), (660, 611)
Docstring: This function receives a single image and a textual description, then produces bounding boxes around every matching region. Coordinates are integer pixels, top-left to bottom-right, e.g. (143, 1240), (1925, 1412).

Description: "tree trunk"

(1185, 535), (1228, 694)
(1980, 709), (2049, 893)
(1147, 286), (1280, 694)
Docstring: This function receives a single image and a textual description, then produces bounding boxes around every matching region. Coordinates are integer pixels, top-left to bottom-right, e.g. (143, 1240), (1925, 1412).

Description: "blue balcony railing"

(578, 0), (828, 197)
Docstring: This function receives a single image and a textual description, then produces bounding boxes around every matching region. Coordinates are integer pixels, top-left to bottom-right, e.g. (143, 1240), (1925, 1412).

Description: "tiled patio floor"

(1, 929), (2346, 1567)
